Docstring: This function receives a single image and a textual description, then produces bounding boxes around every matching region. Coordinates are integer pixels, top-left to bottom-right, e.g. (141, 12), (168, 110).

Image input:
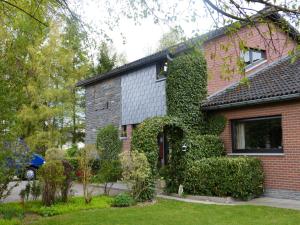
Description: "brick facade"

(204, 23), (297, 96)
(216, 100), (300, 198)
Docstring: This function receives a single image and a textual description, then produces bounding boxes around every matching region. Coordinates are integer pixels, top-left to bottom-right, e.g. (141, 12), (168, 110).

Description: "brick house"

(77, 11), (300, 199)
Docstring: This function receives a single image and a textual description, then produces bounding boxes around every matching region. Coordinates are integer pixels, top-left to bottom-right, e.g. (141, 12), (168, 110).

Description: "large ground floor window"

(232, 115), (283, 153)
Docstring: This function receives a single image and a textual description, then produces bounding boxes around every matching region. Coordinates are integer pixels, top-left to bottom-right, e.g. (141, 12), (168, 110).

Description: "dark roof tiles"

(202, 56), (300, 110)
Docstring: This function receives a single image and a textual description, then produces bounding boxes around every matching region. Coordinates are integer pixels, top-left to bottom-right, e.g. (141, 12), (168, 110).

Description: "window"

(241, 48), (266, 68)
(121, 125), (127, 138)
(156, 60), (168, 80)
(232, 116), (283, 153)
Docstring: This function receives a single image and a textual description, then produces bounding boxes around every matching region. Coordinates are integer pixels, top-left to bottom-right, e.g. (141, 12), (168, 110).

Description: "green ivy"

(204, 114), (227, 136)
(131, 116), (187, 175)
(166, 53), (207, 133)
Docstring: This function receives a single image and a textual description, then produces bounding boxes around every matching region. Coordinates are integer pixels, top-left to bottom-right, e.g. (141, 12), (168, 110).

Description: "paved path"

(158, 195), (300, 210)
(3, 182), (300, 211)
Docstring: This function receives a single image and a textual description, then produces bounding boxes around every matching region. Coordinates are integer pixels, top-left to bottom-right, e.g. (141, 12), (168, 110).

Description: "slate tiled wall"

(121, 65), (166, 125)
(85, 77), (122, 144)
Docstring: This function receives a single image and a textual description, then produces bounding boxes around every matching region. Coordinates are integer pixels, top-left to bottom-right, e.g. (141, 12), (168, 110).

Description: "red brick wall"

(216, 100), (300, 192)
(204, 23), (297, 96)
(122, 125), (133, 152)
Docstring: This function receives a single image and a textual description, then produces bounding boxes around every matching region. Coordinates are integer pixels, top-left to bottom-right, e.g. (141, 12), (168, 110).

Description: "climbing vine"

(166, 52), (207, 133)
(131, 116), (187, 175)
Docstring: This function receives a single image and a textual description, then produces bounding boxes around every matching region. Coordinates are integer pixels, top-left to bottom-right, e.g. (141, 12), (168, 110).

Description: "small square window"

(241, 48), (266, 68)
(156, 61), (168, 80)
(232, 116), (283, 154)
(121, 125), (127, 138)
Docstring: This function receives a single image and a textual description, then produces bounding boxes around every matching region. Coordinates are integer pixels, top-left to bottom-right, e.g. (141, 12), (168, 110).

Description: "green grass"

(27, 198), (300, 225)
(0, 195), (112, 218)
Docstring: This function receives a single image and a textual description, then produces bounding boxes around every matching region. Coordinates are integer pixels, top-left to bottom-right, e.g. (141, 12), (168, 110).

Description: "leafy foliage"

(96, 125), (122, 194)
(184, 135), (225, 161)
(119, 151), (154, 201)
(131, 116), (186, 174)
(0, 139), (30, 201)
(111, 193), (135, 207)
(79, 144), (97, 204)
(45, 148), (66, 161)
(38, 160), (65, 206)
(166, 53), (207, 133)
(61, 160), (74, 202)
(94, 42), (117, 75)
(96, 125), (122, 161)
(204, 114), (227, 136)
(183, 157), (264, 200)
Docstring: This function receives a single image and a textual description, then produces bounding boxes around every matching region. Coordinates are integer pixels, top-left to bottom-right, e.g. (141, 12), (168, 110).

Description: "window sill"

(245, 59), (267, 73)
(228, 153), (284, 156)
(156, 78), (166, 82)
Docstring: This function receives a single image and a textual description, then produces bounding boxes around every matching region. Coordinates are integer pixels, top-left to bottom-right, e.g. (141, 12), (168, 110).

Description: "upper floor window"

(241, 48), (266, 69)
(156, 61), (168, 80)
(232, 116), (283, 154)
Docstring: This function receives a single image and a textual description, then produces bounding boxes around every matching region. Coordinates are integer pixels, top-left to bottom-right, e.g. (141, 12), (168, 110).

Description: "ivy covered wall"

(166, 52), (207, 133)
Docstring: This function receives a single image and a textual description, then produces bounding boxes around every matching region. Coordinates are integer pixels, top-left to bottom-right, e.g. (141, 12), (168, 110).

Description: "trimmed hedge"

(185, 135), (225, 161)
(183, 157), (264, 200)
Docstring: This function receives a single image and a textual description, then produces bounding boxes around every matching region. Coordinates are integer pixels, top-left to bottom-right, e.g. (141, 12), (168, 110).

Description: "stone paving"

(3, 181), (300, 211)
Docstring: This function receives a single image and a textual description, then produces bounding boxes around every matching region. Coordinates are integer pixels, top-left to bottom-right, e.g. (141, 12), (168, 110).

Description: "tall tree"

(157, 27), (185, 51)
(94, 42), (127, 75)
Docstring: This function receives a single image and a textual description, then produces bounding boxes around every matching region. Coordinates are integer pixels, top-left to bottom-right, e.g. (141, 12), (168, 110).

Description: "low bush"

(183, 157), (264, 200)
(0, 196), (112, 218)
(0, 203), (24, 220)
(185, 135), (225, 161)
(0, 218), (21, 225)
(111, 193), (135, 207)
(28, 195), (112, 217)
(120, 151), (155, 202)
(38, 160), (65, 206)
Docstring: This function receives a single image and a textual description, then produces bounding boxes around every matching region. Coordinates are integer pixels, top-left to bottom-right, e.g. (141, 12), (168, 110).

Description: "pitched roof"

(202, 56), (300, 110)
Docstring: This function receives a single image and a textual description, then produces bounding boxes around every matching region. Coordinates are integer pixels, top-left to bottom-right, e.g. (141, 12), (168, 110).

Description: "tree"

(157, 27), (185, 51)
(93, 42), (127, 75)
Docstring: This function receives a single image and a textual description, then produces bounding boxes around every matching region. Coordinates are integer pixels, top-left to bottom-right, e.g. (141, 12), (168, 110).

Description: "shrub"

(61, 160), (74, 202)
(185, 135), (225, 161)
(45, 148), (66, 161)
(111, 193), (135, 207)
(119, 151), (154, 201)
(0, 203), (24, 220)
(38, 160), (65, 206)
(96, 124), (122, 161)
(79, 144), (96, 204)
(96, 125), (122, 195)
(204, 114), (227, 136)
(31, 180), (41, 200)
(183, 157), (264, 200)
(96, 160), (122, 195)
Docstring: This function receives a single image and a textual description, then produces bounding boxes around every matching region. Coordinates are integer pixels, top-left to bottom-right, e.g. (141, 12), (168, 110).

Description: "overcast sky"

(72, 0), (215, 62)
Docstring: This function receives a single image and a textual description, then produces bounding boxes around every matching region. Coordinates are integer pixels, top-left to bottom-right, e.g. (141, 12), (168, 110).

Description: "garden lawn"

(28, 198), (300, 225)
(0, 195), (112, 219)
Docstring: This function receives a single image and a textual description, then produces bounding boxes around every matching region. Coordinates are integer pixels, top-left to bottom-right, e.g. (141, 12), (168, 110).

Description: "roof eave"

(202, 93), (300, 111)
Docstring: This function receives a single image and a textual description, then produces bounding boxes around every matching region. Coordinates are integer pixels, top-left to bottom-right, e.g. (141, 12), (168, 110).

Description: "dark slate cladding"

(202, 56), (300, 110)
